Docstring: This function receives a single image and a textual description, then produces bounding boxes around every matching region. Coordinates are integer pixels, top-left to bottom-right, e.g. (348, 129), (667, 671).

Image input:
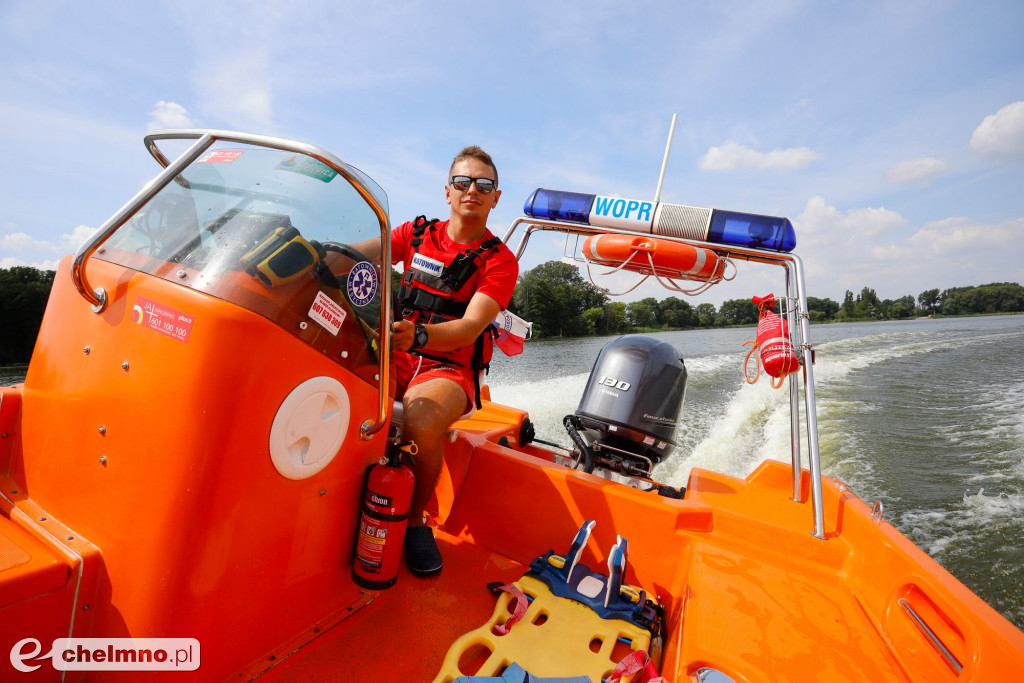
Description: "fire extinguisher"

(352, 442), (416, 590)
(744, 293), (800, 389)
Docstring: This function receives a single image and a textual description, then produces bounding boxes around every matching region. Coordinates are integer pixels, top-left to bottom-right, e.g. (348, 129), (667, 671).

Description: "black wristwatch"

(410, 323), (428, 351)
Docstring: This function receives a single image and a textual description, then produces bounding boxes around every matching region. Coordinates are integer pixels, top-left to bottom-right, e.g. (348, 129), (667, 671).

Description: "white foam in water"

(487, 317), (1024, 628)
(809, 328), (1018, 386)
(684, 352), (738, 377)
(489, 373), (589, 445)
(903, 487), (1024, 557)
(491, 324), (1024, 497)
(662, 380), (791, 487)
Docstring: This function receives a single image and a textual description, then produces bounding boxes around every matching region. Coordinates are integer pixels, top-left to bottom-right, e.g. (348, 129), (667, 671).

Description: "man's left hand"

(392, 319), (415, 352)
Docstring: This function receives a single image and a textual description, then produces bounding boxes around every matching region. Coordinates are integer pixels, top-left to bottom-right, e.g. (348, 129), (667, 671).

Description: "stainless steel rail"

(71, 129), (394, 440)
(502, 216), (827, 539)
(785, 267), (803, 504)
(899, 597), (964, 674)
(72, 133), (213, 312)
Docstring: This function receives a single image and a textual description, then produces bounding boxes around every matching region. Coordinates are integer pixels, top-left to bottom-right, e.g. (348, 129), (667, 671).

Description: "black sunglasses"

(450, 176), (497, 194)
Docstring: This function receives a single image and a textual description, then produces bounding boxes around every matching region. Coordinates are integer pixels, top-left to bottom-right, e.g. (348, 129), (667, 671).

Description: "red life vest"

(396, 216), (504, 407)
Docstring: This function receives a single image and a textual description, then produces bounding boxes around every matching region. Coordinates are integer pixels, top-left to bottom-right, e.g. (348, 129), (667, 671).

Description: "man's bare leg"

(401, 376), (469, 527)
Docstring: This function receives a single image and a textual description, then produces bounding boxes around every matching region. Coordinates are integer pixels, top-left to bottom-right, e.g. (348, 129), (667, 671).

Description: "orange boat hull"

(2, 257), (1023, 681)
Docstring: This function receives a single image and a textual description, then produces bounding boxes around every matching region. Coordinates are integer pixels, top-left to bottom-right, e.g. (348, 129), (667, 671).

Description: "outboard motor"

(565, 335), (686, 477)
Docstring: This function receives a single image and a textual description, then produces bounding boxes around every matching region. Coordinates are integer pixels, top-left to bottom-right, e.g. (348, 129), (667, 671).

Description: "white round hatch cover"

(269, 376), (351, 480)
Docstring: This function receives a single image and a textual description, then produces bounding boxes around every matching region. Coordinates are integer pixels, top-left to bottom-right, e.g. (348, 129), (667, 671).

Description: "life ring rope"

(743, 295), (800, 389)
(580, 235), (736, 296)
(743, 339), (792, 389)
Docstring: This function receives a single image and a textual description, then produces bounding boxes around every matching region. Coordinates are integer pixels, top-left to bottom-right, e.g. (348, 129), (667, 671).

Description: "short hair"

(449, 145), (498, 188)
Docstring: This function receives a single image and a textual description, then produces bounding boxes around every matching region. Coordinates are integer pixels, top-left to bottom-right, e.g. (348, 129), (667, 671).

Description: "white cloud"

(1, 225), (97, 270)
(699, 141), (819, 172)
(147, 101), (197, 131)
(792, 197), (1024, 300)
(870, 244), (914, 261)
(795, 196), (906, 242)
(60, 224), (100, 252)
(970, 101), (1024, 159)
(909, 216), (1020, 253)
(1, 231), (53, 252)
(888, 157), (949, 185)
(0, 256), (60, 271)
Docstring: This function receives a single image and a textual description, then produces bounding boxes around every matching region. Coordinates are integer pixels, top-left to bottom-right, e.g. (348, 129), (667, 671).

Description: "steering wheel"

(129, 194), (199, 257)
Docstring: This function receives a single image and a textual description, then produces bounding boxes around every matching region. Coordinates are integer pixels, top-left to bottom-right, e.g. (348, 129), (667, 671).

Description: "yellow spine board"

(434, 575), (652, 682)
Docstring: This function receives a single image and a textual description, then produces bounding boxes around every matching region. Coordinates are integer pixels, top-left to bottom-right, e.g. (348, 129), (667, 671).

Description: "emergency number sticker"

(197, 149), (244, 164)
(308, 291), (346, 335)
(132, 296), (194, 343)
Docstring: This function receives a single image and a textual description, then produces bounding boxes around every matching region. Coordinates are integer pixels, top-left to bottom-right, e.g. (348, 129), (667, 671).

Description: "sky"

(2, 0), (1023, 307)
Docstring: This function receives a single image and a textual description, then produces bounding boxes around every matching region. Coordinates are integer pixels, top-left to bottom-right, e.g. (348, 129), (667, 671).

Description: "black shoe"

(404, 526), (443, 577)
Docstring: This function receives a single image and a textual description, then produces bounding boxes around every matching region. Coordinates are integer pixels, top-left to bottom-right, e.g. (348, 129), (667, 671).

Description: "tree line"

(2, 265), (1024, 365)
(0, 267), (55, 365)
(509, 261), (1024, 339)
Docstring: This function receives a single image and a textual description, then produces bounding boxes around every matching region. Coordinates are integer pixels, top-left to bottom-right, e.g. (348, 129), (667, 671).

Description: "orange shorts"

(393, 351), (476, 413)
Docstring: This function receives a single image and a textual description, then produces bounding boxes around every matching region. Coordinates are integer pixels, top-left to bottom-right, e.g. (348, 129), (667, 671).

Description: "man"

(368, 146), (519, 576)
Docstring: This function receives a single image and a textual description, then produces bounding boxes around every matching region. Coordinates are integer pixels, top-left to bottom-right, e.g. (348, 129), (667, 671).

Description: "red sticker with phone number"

(197, 150), (244, 164)
(132, 296), (194, 343)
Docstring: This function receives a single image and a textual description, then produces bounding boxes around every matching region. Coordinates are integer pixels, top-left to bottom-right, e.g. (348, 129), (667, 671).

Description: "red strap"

(491, 584), (529, 635)
(607, 650), (663, 683)
(752, 292), (775, 309)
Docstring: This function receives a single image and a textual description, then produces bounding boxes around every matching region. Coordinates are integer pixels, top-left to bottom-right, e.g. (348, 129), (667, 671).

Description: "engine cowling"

(573, 335), (687, 474)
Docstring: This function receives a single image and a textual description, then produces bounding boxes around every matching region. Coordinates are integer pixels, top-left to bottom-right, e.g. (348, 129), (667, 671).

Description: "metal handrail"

(785, 267), (803, 504)
(71, 129), (394, 440)
(899, 597), (963, 674)
(72, 133), (214, 312)
(501, 216), (827, 539)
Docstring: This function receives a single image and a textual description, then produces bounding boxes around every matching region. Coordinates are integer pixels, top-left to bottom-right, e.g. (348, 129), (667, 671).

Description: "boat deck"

(251, 453), (920, 683)
(255, 531), (529, 682)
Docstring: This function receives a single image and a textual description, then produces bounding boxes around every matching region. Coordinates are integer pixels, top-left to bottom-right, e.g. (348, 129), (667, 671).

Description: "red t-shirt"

(390, 218), (519, 368)
(391, 219), (518, 310)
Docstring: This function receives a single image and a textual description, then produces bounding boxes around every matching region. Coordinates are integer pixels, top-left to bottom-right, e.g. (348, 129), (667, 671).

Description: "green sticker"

(276, 154), (338, 183)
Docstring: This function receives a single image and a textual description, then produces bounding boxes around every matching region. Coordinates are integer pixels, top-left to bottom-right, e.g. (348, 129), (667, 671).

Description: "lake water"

(3, 316), (1022, 629)
(489, 314), (1024, 630)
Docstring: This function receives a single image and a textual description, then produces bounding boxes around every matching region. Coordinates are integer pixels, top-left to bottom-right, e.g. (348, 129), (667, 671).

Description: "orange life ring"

(582, 234), (724, 281)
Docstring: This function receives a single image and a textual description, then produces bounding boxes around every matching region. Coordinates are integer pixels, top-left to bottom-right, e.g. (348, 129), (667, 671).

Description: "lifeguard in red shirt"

(356, 146), (518, 576)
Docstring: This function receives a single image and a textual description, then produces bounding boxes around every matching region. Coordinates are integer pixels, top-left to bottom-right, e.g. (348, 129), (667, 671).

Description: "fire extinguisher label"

(362, 486), (409, 522)
(368, 491), (392, 508)
(356, 517), (387, 571)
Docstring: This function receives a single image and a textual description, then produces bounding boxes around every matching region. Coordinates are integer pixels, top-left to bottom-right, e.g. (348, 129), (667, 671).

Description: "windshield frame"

(71, 129), (394, 439)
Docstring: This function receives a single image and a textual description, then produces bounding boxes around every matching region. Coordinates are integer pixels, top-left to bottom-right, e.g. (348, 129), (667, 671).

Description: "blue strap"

(452, 661), (593, 682)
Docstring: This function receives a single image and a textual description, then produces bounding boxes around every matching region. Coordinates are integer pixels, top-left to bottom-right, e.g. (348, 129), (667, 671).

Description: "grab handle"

(899, 597), (963, 674)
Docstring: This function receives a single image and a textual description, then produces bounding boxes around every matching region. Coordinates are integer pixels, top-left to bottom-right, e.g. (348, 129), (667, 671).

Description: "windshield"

(97, 140), (388, 380)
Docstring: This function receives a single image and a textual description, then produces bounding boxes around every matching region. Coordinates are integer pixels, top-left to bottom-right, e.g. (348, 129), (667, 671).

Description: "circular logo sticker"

(346, 262), (378, 307)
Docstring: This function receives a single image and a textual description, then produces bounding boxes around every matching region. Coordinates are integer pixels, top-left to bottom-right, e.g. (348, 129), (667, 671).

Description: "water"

(0, 367), (28, 386)
(489, 315), (1024, 630)
(4, 317), (1022, 628)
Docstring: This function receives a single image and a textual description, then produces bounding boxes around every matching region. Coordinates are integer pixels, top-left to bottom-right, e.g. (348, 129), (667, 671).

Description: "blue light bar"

(708, 209), (796, 252)
(523, 187), (796, 252)
(523, 188), (594, 224)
